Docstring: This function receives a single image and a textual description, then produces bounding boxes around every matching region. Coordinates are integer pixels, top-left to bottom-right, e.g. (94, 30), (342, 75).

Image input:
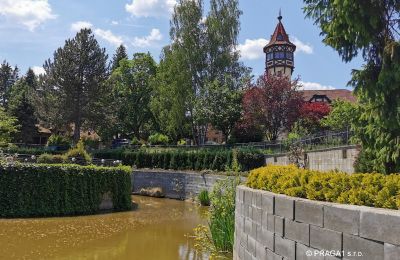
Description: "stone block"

(267, 249), (283, 260)
(275, 195), (294, 219)
(360, 208), (400, 245)
(343, 234), (383, 260)
(262, 192), (275, 213)
(274, 235), (295, 260)
(262, 212), (275, 233)
(257, 227), (274, 250)
(244, 249), (252, 260)
(296, 243), (324, 260)
(274, 215), (285, 236)
(252, 192), (262, 208)
(245, 205), (252, 218)
(384, 243), (400, 260)
(247, 236), (256, 256)
(245, 218), (252, 235)
(238, 187), (245, 203)
(324, 204), (360, 235)
(255, 241), (267, 259)
(285, 219), (310, 246)
(251, 223), (258, 240)
(240, 231), (247, 247)
(244, 190), (252, 206)
(310, 225), (342, 252)
(253, 207), (262, 225)
(295, 199), (324, 227)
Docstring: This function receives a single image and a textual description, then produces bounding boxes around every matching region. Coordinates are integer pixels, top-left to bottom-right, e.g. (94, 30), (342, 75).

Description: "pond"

(0, 196), (210, 260)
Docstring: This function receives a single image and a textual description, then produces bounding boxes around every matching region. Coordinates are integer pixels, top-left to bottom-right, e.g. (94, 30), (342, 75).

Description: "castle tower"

(263, 12), (296, 77)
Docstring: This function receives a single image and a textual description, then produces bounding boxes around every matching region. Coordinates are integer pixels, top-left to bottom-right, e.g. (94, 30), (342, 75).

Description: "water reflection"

(0, 196), (210, 260)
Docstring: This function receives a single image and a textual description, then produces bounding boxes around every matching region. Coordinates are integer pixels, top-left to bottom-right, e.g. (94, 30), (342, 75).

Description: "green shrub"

(37, 153), (66, 164)
(47, 134), (71, 148)
(354, 149), (375, 173)
(148, 133), (170, 145)
(198, 189), (211, 206)
(247, 165), (400, 209)
(64, 140), (92, 165)
(130, 137), (140, 145)
(0, 163), (132, 217)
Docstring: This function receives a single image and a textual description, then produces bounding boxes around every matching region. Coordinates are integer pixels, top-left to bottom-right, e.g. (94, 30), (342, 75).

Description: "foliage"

(64, 140), (92, 165)
(111, 44), (128, 71)
(47, 134), (72, 148)
(230, 120), (264, 143)
(209, 177), (240, 253)
(0, 163), (132, 217)
(0, 60), (19, 108)
(93, 148), (264, 172)
(39, 29), (109, 143)
(293, 102), (331, 135)
(198, 189), (211, 206)
(321, 100), (358, 131)
(108, 53), (157, 140)
(37, 153), (66, 164)
(303, 0), (400, 173)
(0, 107), (19, 145)
(148, 133), (170, 145)
(354, 149), (375, 173)
(242, 75), (303, 141)
(247, 165), (400, 209)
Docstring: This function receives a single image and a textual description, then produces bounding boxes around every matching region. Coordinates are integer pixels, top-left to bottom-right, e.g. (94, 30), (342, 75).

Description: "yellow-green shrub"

(246, 165), (400, 210)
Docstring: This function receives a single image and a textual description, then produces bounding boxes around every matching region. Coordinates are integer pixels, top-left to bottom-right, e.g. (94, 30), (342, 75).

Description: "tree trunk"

(73, 121), (81, 144)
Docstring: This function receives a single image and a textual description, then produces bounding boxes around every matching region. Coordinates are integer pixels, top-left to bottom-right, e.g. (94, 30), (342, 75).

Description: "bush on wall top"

(0, 163), (132, 218)
(247, 165), (400, 210)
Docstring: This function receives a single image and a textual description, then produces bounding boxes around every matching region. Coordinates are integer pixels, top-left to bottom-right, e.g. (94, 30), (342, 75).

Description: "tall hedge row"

(93, 149), (265, 172)
(0, 164), (132, 218)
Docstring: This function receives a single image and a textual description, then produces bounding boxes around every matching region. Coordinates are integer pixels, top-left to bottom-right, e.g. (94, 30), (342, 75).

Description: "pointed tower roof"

(264, 12), (296, 51)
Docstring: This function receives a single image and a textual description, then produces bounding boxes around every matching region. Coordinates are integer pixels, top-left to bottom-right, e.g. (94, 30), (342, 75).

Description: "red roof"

(264, 17), (296, 51)
(301, 90), (357, 103)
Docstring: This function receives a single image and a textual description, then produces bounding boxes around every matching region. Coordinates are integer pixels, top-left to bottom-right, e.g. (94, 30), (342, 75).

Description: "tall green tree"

(0, 61), (19, 108)
(303, 0), (400, 173)
(0, 107), (19, 145)
(8, 70), (39, 144)
(40, 29), (109, 143)
(111, 44), (128, 71)
(109, 53), (157, 139)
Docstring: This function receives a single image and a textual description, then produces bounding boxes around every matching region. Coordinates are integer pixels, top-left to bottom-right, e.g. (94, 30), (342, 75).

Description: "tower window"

(277, 34), (284, 41)
(266, 53), (273, 61)
(274, 52), (285, 59)
(286, 52), (293, 60)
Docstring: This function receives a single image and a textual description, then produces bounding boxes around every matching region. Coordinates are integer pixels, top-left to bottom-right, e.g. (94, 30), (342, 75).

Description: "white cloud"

(94, 28), (124, 47)
(125, 0), (176, 18)
(299, 81), (336, 90)
(238, 36), (314, 61)
(111, 21), (119, 25)
(238, 38), (268, 60)
(291, 37), (313, 55)
(70, 21), (93, 32)
(0, 0), (56, 31)
(31, 66), (45, 75)
(132, 28), (162, 47)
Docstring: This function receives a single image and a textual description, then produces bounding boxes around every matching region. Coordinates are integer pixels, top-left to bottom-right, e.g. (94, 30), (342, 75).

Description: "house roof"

(301, 89), (357, 103)
(264, 15), (296, 51)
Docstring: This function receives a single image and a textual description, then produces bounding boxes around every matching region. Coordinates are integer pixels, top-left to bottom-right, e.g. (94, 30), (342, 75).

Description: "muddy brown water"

(0, 196), (211, 260)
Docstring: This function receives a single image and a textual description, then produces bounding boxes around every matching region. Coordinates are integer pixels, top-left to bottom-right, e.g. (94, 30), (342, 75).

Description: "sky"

(0, 0), (363, 90)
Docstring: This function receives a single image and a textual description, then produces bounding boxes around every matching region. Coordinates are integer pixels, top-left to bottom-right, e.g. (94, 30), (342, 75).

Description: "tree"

(0, 61), (19, 108)
(40, 29), (109, 143)
(304, 0), (400, 173)
(7, 71), (39, 144)
(321, 100), (358, 131)
(109, 53), (157, 139)
(242, 75), (303, 141)
(111, 45), (128, 71)
(0, 107), (19, 145)
(293, 102), (331, 136)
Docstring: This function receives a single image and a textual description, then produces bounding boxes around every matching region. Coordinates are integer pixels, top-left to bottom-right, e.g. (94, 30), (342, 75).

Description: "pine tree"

(0, 61), (19, 108)
(111, 44), (128, 71)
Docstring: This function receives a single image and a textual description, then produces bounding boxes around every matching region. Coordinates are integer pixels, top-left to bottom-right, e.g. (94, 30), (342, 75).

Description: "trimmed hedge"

(247, 165), (400, 209)
(93, 148), (265, 172)
(0, 163), (132, 218)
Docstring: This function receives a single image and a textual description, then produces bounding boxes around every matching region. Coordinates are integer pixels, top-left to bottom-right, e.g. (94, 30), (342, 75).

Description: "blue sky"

(0, 0), (362, 90)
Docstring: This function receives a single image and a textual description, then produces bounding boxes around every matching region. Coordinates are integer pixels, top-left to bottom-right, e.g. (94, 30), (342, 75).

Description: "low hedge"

(247, 165), (400, 209)
(0, 163), (132, 218)
(93, 148), (265, 172)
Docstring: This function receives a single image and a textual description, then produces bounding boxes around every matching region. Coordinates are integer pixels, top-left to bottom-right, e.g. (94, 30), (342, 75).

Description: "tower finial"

(278, 9), (282, 21)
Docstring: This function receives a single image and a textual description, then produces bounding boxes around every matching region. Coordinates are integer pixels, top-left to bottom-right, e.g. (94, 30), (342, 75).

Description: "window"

(266, 53), (273, 61)
(286, 52), (293, 60)
(274, 52), (285, 59)
(277, 34), (284, 41)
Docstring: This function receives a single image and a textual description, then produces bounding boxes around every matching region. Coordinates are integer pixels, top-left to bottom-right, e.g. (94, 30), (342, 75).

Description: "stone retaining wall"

(234, 185), (400, 260)
(132, 170), (235, 200)
(266, 146), (359, 174)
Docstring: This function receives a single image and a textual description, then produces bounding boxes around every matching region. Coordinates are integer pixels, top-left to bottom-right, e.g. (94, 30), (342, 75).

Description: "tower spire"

(278, 8), (282, 21)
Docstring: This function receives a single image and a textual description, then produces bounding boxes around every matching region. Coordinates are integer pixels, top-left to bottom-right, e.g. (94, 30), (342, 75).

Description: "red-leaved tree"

(300, 102), (331, 123)
(241, 75), (303, 141)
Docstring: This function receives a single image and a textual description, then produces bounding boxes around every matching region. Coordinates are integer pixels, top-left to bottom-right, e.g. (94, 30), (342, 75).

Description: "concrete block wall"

(234, 185), (400, 260)
(265, 146), (359, 174)
(131, 170), (230, 200)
